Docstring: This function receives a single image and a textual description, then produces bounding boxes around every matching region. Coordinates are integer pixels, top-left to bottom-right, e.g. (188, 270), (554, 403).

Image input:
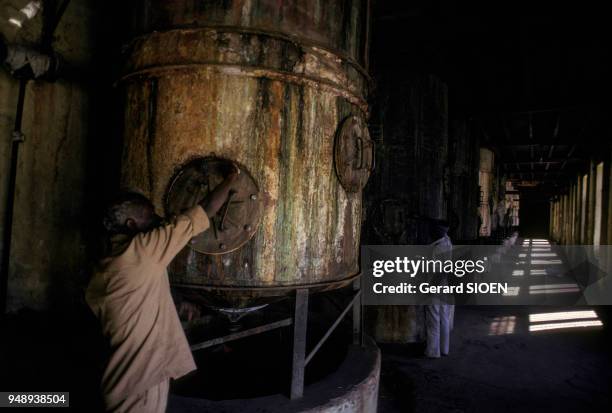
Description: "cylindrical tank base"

(168, 336), (380, 413)
(366, 305), (422, 344)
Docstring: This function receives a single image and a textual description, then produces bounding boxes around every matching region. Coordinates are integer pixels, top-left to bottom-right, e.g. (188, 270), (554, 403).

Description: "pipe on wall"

(1, 78), (27, 314)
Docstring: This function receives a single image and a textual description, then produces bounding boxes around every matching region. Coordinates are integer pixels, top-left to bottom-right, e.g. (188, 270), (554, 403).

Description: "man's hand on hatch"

(200, 162), (241, 217)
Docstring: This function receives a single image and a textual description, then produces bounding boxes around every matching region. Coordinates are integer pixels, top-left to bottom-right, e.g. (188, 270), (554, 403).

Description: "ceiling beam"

(502, 158), (582, 165)
(499, 141), (573, 148)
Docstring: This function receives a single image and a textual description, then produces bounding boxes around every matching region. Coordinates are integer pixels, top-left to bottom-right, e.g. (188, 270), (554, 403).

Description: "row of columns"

(550, 157), (611, 245)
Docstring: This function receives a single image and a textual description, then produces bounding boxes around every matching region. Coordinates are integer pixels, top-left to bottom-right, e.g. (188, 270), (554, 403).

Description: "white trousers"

(425, 304), (454, 358)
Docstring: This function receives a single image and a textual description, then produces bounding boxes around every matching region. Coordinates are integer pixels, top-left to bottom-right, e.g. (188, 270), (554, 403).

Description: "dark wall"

(519, 189), (550, 238)
(362, 73), (448, 245)
(448, 118), (480, 242)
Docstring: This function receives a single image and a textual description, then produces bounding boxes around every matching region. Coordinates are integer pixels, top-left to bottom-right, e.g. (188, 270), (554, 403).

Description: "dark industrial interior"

(1, 1), (611, 412)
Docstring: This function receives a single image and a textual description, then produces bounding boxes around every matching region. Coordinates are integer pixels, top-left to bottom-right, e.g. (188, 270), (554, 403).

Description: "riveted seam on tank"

(123, 26), (371, 81)
(119, 64), (368, 116)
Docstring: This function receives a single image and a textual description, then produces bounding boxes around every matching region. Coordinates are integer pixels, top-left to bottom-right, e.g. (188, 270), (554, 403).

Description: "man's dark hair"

(103, 191), (153, 234)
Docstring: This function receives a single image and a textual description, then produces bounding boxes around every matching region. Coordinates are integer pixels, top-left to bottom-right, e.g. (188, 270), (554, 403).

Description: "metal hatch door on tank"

(334, 115), (374, 193)
(165, 152), (363, 311)
(165, 157), (263, 254)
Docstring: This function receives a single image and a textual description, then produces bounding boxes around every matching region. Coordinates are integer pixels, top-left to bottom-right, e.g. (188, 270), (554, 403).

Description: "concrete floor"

(378, 305), (612, 412)
(377, 238), (612, 413)
(3, 307), (609, 413)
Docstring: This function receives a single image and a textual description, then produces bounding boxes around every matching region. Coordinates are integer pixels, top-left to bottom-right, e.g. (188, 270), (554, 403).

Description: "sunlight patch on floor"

(529, 310), (602, 332)
(489, 316), (516, 335)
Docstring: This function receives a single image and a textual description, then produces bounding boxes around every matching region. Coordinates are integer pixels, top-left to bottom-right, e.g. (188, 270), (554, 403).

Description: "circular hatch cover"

(165, 157), (262, 255)
(334, 115), (374, 193)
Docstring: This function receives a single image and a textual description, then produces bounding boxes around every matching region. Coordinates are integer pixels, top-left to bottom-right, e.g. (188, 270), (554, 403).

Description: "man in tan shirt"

(86, 167), (239, 412)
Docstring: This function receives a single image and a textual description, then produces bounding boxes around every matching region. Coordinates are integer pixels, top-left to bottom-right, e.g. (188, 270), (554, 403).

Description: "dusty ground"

(377, 305), (612, 413)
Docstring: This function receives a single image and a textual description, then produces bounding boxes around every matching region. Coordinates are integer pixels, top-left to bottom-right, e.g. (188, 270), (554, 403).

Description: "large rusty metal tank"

(119, 0), (372, 309)
(363, 73), (449, 344)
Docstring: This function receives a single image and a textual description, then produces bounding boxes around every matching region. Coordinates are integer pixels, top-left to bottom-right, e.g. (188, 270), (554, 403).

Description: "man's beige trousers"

(109, 379), (169, 413)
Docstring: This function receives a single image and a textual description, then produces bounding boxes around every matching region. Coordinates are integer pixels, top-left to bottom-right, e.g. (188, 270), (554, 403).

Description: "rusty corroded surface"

(130, 0), (370, 67)
(334, 115), (373, 193)
(121, 2), (370, 308)
(366, 305), (421, 344)
(122, 29), (369, 113)
(166, 157), (263, 255)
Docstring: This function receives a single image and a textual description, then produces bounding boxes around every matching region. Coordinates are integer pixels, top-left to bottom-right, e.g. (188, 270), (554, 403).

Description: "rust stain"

(122, 0), (370, 308)
(123, 28), (369, 112)
(146, 78), (158, 194)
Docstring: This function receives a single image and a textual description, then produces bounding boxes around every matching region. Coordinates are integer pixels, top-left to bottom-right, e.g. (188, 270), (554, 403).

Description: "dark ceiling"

(372, 6), (611, 195)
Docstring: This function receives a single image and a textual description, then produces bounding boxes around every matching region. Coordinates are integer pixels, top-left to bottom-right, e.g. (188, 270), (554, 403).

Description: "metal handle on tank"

(367, 139), (376, 173)
(355, 137), (364, 170)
